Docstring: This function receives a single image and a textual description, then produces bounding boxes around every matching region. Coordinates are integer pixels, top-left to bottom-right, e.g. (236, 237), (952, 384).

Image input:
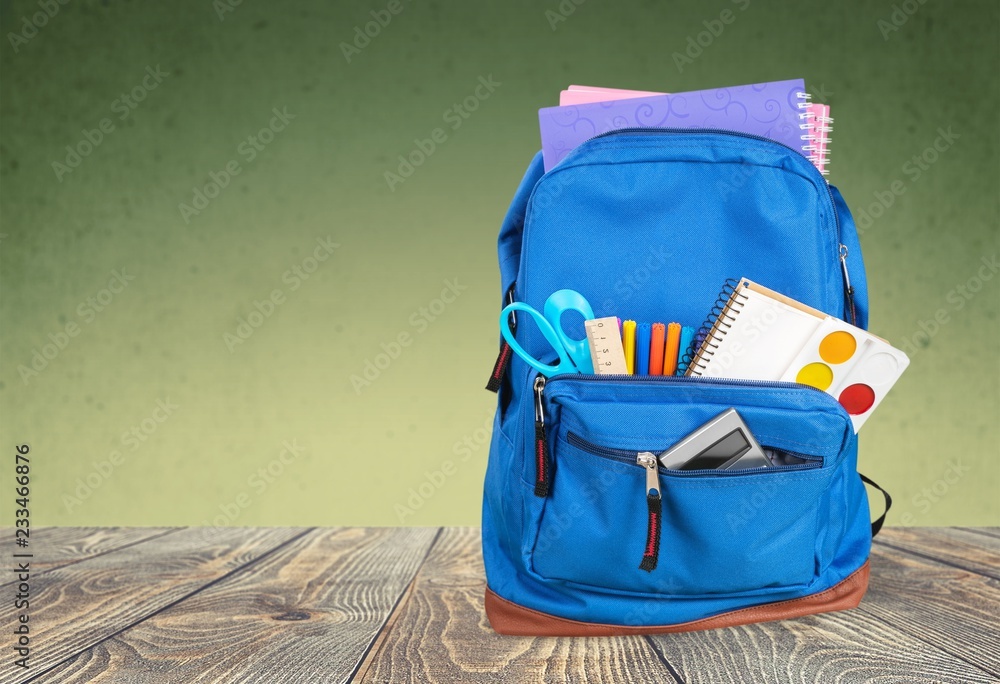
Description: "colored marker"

(663, 323), (681, 375)
(676, 326), (696, 375)
(636, 323), (651, 375)
(649, 323), (666, 375)
(622, 320), (636, 375)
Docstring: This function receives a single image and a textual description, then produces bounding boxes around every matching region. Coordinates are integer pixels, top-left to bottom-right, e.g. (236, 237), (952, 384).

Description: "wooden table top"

(3, 527), (997, 683)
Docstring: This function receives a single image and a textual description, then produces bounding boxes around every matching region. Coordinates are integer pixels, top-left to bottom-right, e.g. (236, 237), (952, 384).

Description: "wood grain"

(35, 527), (437, 684)
(876, 527), (1000, 580)
(647, 534), (999, 684)
(0, 528), (175, 587)
(356, 527), (683, 684)
(648, 587), (996, 684)
(862, 538), (1000, 675)
(7, 527), (997, 683)
(4, 527), (306, 683)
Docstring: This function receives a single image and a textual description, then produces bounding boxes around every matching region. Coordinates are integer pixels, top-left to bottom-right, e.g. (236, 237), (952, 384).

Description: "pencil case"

(482, 129), (889, 635)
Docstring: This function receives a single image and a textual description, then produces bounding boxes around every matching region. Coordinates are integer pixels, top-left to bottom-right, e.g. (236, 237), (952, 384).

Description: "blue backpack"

(482, 130), (891, 635)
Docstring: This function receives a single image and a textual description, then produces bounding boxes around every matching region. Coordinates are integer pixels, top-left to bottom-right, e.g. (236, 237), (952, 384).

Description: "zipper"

(532, 376), (551, 497)
(636, 451), (662, 571)
(839, 244), (857, 327)
(524, 127), (857, 324)
(485, 282), (518, 393)
(564, 429), (821, 572)
(565, 431), (822, 477)
(582, 126), (837, 216)
(546, 371), (850, 418)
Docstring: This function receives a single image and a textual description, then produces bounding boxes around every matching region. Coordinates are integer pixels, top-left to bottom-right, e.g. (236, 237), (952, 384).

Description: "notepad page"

(696, 286), (825, 381)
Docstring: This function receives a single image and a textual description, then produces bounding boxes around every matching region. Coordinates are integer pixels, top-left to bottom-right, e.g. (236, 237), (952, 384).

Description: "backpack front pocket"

(525, 375), (854, 598)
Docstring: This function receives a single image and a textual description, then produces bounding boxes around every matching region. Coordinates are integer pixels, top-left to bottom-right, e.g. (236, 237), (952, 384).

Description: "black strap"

(859, 473), (892, 538)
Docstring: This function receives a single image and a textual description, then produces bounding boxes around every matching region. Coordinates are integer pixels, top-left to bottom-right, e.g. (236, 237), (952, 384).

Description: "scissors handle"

(543, 289), (595, 374)
(499, 303), (578, 377)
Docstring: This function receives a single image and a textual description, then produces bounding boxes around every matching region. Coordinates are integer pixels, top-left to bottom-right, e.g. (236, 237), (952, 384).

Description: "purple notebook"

(539, 79), (810, 171)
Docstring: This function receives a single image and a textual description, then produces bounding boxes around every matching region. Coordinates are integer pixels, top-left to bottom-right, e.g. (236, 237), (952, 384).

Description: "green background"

(1, 0), (997, 527)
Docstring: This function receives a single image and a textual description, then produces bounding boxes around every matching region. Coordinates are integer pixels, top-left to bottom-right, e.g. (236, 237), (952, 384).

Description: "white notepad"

(686, 280), (826, 380)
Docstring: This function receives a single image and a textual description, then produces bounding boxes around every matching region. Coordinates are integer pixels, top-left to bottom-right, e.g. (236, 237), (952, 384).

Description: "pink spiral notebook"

(549, 82), (833, 175)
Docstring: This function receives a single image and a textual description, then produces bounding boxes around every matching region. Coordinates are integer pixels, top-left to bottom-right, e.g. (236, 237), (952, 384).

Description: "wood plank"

(33, 527), (438, 684)
(648, 528), (1000, 683)
(357, 527), (683, 684)
(861, 539), (1000, 675)
(876, 527), (1000, 580)
(0, 528), (176, 586)
(648, 597), (994, 684)
(4, 527), (306, 682)
(947, 527), (1000, 551)
(959, 527), (1000, 539)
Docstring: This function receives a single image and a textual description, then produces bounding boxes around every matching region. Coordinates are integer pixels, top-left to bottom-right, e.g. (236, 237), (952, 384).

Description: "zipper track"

(516, 127), (852, 448)
(517, 126), (847, 349)
(545, 371), (851, 418)
(582, 127), (839, 227)
(566, 431), (822, 477)
(536, 126), (840, 240)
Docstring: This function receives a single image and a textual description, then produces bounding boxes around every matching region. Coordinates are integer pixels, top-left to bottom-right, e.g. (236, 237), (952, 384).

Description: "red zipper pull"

(637, 452), (662, 572)
(485, 341), (513, 393)
(486, 283), (518, 393)
(533, 376), (551, 497)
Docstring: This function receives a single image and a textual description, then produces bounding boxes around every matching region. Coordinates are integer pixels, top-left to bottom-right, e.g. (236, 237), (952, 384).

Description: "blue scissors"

(499, 289), (595, 376)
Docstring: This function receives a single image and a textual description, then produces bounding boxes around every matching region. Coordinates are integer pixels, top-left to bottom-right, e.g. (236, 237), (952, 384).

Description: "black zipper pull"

(637, 452), (662, 572)
(485, 283), (517, 393)
(533, 376), (551, 497)
(839, 244), (858, 327)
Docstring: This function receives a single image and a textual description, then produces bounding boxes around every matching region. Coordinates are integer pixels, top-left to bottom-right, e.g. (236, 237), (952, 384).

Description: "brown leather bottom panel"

(485, 561), (870, 636)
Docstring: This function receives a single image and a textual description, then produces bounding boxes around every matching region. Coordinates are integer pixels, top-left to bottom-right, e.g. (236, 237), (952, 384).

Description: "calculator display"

(678, 429), (751, 470)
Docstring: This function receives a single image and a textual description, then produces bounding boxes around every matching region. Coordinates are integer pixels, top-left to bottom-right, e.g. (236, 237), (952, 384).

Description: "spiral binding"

(683, 278), (751, 377)
(798, 94), (833, 177)
(813, 109), (833, 176)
